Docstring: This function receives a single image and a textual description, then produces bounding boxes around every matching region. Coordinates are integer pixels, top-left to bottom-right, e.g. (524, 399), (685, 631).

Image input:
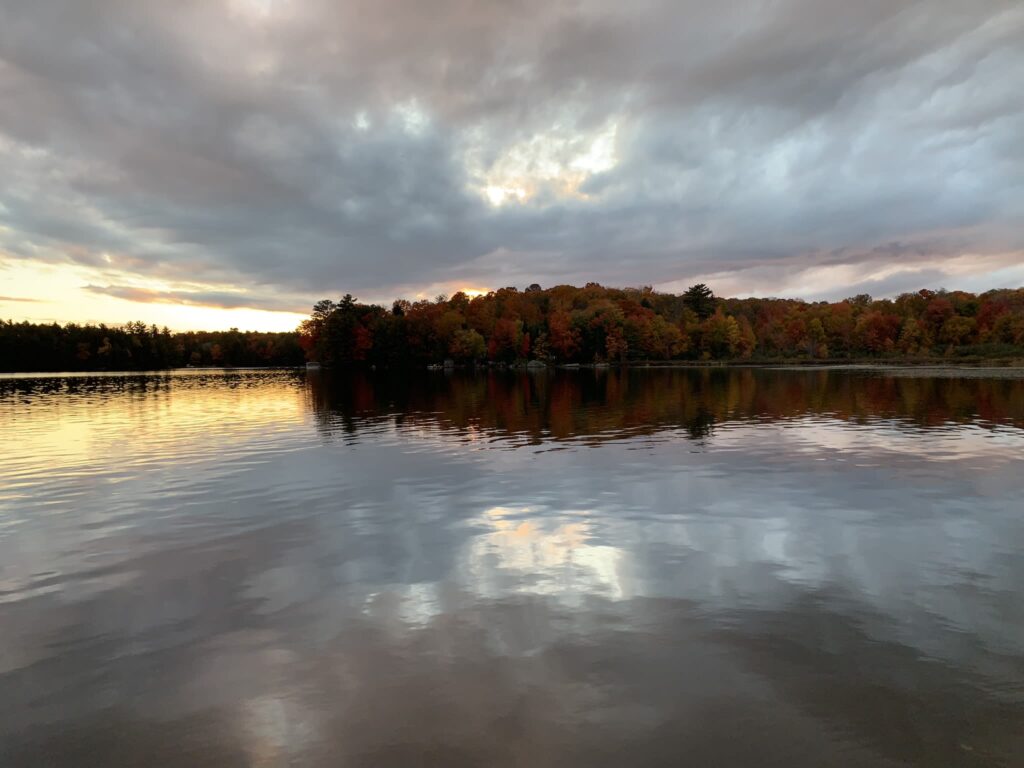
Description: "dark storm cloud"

(1, 0), (1021, 306)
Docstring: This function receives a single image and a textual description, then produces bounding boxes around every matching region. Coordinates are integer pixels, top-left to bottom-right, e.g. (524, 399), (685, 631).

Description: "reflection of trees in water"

(305, 369), (1024, 443)
(0, 374), (175, 399)
(685, 406), (715, 441)
(0, 370), (305, 402)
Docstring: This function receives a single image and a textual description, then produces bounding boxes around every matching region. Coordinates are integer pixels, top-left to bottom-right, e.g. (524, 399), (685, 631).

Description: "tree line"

(5, 282), (1023, 372)
(299, 283), (1024, 367)
(0, 321), (304, 372)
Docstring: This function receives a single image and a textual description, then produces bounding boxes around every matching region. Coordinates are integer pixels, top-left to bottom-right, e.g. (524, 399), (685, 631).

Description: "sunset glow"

(0, 261), (307, 332)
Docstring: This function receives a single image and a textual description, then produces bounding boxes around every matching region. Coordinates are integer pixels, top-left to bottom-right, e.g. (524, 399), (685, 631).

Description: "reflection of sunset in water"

(0, 371), (307, 481)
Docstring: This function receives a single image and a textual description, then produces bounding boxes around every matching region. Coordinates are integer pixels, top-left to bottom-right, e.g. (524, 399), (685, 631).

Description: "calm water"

(1, 368), (1023, 767)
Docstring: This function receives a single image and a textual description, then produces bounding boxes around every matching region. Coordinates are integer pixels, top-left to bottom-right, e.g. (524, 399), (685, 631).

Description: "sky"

(1, 0), (1022, 331)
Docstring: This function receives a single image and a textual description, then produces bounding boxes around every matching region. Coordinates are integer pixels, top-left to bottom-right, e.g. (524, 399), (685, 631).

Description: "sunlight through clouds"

(470, 120), (621, 207)
(228, 0), (283, 21)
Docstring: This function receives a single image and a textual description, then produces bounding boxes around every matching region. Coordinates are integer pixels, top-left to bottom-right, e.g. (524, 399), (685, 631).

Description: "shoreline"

(4, 358), (1024, 376)
(532, 357), (1024, 371)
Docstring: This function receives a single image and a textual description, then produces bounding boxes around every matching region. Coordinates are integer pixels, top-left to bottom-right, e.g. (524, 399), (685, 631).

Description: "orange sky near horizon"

(0, 261), (308, 332)
(0, 259), (500, 332)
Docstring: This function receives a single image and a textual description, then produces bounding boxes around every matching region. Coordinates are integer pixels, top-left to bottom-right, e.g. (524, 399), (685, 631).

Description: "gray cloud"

(1, 0), (1022, 308)
(83, 284), (309, 313)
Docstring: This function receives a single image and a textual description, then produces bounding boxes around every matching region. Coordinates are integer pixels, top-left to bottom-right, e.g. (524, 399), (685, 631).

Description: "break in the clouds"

(1, 0), (1022, 328)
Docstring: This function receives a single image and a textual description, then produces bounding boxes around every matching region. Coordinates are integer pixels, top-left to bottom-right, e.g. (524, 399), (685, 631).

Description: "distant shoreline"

(7, 358), (1024, 377)
(582, 357), (1024, 369)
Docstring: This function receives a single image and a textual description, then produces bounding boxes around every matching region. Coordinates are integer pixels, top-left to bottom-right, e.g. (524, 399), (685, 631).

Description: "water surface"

(1, 368), (1023, 766)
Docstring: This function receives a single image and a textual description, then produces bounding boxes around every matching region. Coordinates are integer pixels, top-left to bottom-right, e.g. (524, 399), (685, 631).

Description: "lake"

(1, 367), (1023, 766)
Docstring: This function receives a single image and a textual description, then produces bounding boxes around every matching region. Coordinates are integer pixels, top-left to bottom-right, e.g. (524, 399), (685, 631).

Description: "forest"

(299, 283), (1024, 367)
(5, 283), (1024, 372)
(0, 321), (304, 372)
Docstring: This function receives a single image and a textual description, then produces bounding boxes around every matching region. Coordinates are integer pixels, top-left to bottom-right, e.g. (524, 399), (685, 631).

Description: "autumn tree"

(547, 310), (580, 361)
(488, 318), (523, 362)
(450, 328), (486, 362)
(682, 283), (717, 320)
(700, 310), (741, 359)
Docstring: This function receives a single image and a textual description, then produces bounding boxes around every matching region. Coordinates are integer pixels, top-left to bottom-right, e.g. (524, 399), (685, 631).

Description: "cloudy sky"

(1, 0), (1022, 330)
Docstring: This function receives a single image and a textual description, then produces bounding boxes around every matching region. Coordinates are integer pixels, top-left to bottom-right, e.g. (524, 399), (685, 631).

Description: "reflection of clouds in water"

(348, 506), (630, 627)
(362, 582), (445, 628)
(119, 409), (1024, 672)
(356, 416), (1024, 671)
(719, 418), (1024, 465)
(240, 693), (319, 768)
(2, 370), (1024, 764)
(4, 400), (1023, 674)
(464, 506), (628, 602)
